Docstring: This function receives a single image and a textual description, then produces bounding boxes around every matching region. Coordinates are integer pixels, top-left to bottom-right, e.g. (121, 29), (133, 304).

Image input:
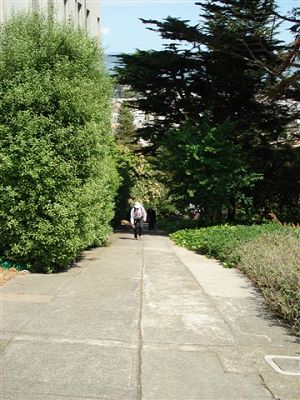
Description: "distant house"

(0, 0), (100, 39)
(112, 85), (155, 132)
(276, 99), (300, 148)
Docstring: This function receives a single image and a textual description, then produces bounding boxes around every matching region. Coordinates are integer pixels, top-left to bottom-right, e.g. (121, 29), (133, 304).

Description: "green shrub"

(171, 223), (298, 267)
(171, 223), (299, 327)
(0, 13), (119, 272)
(237, 234), (300, 329)
(157, 218), (205, 234)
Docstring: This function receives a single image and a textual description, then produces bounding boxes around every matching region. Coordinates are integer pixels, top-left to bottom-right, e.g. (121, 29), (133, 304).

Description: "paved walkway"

(1, 231), (299, 400)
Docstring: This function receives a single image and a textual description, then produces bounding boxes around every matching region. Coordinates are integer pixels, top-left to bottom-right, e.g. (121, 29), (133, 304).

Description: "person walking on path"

(130, 201), (147, 239)
(147, 207), (157, 231)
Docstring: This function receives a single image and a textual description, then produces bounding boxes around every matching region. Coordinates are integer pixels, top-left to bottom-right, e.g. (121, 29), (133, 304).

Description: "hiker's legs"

(134, 219), (143, 238)
(133, 221), (138, 239)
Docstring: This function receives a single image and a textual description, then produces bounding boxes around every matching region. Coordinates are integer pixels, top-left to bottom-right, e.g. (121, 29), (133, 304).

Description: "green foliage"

(116, 1), (299, 223)
(157, 218), (205, 234)
(116, 1), (291, 146)
(116, 47), (204, 149)
(113, 144), (138, 225)
(159, 120), (261, 221)
(0, 13), (119, 272)
(171, 222), (300, 328)
(114, 143), (170, 224)
(237, 233), (300, 329)
(130, 155), (167, 209)
(170, 223), (298, 267)
(253, 144), (300, 223)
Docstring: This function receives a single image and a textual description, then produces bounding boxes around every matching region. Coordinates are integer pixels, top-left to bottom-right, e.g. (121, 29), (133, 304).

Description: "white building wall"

(0, 0), (100, 39)
(1, 0), (31, 20)
(86, 0), (100, 38)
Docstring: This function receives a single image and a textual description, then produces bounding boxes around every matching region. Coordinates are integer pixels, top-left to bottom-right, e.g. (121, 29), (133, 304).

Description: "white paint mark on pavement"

(265, 355), (300, 376)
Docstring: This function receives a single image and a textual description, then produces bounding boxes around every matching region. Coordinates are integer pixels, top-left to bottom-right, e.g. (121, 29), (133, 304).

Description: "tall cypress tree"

(116, 1), (299, 221)
(197, 1), (289, 128)
(115, 21), (206, 150)
(117, 1), (293, 147)
(197, 1), (299, 220)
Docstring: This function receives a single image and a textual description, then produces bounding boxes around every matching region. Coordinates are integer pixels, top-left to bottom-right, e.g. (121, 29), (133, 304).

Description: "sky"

(99, 0), (299, 54)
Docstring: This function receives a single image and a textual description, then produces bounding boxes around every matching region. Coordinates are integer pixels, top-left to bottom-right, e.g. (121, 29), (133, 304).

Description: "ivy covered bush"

(237, 234), (300, 329)
(171, 223), (300, 327)
(0, 13), (119, 272)
(171, 223), (298, 267)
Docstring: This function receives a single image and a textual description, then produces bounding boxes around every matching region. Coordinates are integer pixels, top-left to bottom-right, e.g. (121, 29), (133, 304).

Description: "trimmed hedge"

(237, 234), (300, 329)
(157, 218), (205, 234)
(0, 13), (119, 272)
(171, 223), (300, 328)
(170, 223), (297, 267)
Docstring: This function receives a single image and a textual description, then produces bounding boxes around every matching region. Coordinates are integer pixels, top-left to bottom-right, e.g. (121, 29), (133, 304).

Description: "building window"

(77, 2), (82, 27)
(86, 9), (90, 33)
(97, 16), (100, 37)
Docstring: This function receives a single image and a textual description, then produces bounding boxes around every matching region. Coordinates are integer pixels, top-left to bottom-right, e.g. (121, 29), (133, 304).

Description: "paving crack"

(136, 243), (145, 400)
(259, 373), (279, 400)
(169, 241), (239, 344)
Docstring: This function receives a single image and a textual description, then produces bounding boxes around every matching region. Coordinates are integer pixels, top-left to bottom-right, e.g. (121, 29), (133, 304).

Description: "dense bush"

(158, 121), (261, 223)
(170, 223), (298, 267)
(157, 218), (205, 234)
(237, 234), (300, 329)
(0, 13), (119, 272)
(171, 223), (300, 327)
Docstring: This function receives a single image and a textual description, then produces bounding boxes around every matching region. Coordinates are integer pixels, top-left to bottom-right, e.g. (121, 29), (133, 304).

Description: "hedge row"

(171, 223), (300, 328)
(170, 223), (297, 267)
(237, 234), (300, 329)
(157, 218), (204, 234)
(0, 13), (119, 272)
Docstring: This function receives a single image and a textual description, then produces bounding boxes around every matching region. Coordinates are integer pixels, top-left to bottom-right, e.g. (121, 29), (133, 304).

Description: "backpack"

(134, 207), (143, 219)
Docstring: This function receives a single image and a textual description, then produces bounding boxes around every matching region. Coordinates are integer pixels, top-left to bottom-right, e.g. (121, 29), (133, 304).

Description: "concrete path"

(1, 232), (299, 400)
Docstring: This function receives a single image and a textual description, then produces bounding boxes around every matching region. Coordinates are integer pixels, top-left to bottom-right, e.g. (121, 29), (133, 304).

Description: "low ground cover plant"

(237, 233), (300, 329)
(157, 218), (205, 234)
(170, 223), (297, 267)
(171, 223), (300, 328)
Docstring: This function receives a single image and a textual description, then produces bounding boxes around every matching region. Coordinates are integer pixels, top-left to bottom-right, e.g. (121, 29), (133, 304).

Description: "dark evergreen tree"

(116, 0), (299, 221)
(116, 43), (206, 151)
(196, 1), (299, 220)
(117, 1), (294, 146)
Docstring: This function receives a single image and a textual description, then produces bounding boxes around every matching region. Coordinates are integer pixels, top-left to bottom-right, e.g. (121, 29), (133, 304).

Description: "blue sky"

(100, 0), (299, 54)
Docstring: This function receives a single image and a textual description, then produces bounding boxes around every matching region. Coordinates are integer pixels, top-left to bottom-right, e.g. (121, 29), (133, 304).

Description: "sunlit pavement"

(1, 231), (299, 399)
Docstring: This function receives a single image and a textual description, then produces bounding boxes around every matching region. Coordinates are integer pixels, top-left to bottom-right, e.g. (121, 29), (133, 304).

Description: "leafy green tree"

(159, 121), (261, 222)
(114, 144), (170, 225)
(130, 154), (167, 210)
(0, 13), (119, 272)
(113, 144), (137, 226)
